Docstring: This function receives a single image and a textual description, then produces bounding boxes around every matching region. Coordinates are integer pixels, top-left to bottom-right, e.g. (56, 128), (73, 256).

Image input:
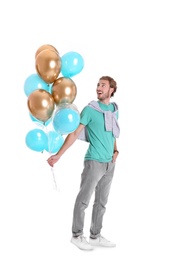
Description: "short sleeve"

(80, 106), (92, 126)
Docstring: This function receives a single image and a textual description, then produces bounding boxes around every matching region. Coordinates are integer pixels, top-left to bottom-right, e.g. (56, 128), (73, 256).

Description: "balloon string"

(51, 167), (58, 191)
(44, 121), (59, 191)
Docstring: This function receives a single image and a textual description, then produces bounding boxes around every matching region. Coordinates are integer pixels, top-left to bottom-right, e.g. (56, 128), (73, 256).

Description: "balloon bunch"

(24, 44), (84, 154)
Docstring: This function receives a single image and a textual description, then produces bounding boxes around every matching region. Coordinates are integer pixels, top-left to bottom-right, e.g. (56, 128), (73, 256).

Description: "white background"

(0, 0), (173, 259)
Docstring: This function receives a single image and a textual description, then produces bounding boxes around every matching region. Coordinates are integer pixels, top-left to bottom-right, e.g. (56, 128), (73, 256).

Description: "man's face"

(96, 79), (113, 101)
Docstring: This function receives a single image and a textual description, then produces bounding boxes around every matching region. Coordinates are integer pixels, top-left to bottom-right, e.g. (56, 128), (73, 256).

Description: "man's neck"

(98, 99), (111, 105)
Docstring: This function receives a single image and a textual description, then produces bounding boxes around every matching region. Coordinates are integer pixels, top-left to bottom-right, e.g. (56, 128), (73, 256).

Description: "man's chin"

(97, 95), (103, 100)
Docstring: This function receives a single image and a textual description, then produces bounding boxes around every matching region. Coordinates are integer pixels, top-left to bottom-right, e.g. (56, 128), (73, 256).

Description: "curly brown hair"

(99, 76), (117, 97)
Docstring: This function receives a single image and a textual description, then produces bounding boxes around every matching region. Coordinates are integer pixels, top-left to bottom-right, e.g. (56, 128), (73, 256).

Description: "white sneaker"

(89, 235), (116, 247)
(71, 236), (94, 250)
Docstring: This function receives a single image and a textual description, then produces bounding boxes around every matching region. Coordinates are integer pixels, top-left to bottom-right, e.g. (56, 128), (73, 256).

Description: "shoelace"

(80, 236), (87, 242)
(99, 236), (109, 242)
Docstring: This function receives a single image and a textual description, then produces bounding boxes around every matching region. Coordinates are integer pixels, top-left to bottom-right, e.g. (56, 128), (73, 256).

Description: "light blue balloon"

(45, 131), (64, 153)
(25, 128), (48, 152)
(53, 106), (80, 135)
(61, 51), (84, 77)
(29, 113), (51, 126)
(49, 83), (53, 94)
(24, 74), (51, 97)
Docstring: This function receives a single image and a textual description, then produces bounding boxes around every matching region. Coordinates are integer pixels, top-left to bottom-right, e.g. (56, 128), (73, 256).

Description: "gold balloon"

(35, 44), (59, 59)
(27, 89), (55, 122)
(52, 77), (77, 105)
(35, 49), (61, 84)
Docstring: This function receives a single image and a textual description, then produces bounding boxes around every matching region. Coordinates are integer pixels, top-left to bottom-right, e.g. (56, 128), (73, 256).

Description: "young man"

(47, 76), (120, 250)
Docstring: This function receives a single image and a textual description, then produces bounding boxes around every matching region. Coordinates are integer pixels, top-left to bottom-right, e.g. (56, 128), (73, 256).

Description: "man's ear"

(110, 88), (114, 95)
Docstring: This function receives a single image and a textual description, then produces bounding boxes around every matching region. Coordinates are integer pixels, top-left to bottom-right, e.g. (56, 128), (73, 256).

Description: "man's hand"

(112, 150), (119, 163)
(47, 154), (61, 167)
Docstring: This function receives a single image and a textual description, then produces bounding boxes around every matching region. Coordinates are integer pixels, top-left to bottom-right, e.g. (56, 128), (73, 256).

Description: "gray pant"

(72, 160), (115, 238)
